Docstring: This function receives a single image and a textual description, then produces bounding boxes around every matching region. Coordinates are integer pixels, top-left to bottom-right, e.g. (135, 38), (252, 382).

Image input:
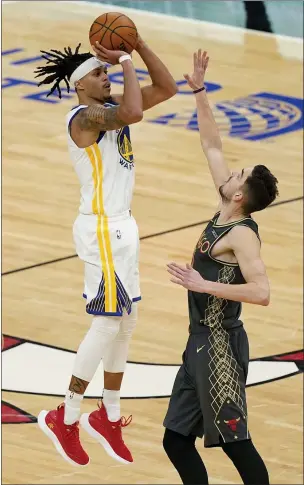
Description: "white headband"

(70, 57), (105, 86)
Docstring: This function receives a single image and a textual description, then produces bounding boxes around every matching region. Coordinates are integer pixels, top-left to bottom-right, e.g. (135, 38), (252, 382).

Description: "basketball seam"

(89, 24), (137, 40)
(89, 13), (104, 38)
(89, 12), (109, 41)
(89, 15), (137, 50)
(93, 14), (125, 43)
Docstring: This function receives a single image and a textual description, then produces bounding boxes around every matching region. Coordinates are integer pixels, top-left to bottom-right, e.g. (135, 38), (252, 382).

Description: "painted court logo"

(1, 335), (303, 424)
(149, 92), (304, 141)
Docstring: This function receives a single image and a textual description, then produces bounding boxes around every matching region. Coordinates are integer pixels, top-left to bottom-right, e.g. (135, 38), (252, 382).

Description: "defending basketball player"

(163, 50), (278, 484)
(34, 33), (177, 466)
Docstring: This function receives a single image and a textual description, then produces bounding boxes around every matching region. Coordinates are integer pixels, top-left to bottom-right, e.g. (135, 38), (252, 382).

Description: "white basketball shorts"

(73, 210), (140, 316)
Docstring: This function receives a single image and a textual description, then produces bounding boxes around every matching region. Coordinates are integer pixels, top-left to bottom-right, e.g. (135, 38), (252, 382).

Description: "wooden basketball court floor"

(1, 1), (303, 483)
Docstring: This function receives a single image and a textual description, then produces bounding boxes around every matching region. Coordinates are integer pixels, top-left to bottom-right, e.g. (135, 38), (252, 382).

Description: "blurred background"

(89, 0), (304, 38)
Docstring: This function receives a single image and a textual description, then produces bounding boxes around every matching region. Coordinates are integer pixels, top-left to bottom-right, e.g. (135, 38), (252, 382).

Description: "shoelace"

(111, 416), (132, 445)
(118, 415), (132, 428)
(57, 404), (81, 446)
(65, 422), (81, 443)
(97, 400), (132, 431)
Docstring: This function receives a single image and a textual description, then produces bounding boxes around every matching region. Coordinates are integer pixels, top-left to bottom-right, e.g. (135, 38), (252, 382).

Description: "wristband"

(119, 54), (132, 64)
(193, 86), (205, 94)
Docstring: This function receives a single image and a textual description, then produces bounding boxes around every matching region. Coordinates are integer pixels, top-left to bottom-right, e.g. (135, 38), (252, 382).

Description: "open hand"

(167, 262), (205, 292)
(184, 49), (209, 91)
(92, 41), (129, 65)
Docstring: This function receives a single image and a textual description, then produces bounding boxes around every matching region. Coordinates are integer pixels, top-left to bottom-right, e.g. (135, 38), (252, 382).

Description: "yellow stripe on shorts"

(85, 143), (117, 313)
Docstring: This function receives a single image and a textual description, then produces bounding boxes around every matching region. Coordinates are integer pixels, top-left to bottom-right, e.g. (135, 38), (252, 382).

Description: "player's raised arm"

(109, 34), (178, 111)
(133, 35), (178, 110)
(184, 49), (231, 193)
(76, 44), (143, 132)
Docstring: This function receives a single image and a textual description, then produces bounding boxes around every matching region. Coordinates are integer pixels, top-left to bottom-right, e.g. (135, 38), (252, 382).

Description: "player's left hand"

(184, 49), (209, 91)
(92, 41), (129, 65)
(167, 262), (205, 292)
(134, 34), (145, 51)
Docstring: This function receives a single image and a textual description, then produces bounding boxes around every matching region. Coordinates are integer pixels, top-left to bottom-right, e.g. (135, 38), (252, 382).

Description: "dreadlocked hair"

(34, 43), (93, 99)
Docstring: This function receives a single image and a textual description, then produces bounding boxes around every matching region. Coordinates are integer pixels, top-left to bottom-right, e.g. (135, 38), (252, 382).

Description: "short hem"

(83, 294), (141, 302)
(85, 295), (141, 316)
(204, 436), (251, 448)
(86, 309), (123, 316)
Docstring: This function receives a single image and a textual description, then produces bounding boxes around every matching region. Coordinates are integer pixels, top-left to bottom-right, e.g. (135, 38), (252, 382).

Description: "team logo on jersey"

(148, 92), (303, 141)
(117, 126), (134, 170)
(197, 231), (210, 253)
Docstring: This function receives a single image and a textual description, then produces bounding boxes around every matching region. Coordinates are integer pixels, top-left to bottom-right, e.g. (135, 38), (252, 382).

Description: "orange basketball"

(89, 12), (138, 54)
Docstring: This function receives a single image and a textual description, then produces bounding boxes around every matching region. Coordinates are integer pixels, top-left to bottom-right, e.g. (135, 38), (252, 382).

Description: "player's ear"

(233, 191), (243, 202)
(75, 80), (84, 92)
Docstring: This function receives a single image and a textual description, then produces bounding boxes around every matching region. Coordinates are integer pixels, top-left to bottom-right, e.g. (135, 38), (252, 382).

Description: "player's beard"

(219, 184), (230, 204)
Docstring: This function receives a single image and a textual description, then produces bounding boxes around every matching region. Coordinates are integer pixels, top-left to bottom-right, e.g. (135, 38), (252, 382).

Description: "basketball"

(89, 12), (138, 54)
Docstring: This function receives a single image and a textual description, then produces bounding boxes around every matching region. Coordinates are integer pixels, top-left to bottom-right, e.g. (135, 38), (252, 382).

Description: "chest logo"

(196, 231), (210, 254)
(117, 126), (134, 170)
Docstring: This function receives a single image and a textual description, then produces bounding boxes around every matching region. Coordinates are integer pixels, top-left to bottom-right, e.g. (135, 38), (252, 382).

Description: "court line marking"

(2, 195), (303, 276)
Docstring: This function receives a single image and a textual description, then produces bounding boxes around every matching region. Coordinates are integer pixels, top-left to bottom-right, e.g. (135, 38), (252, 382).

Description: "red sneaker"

(80, 403), (133, 464)
(38, 404), (90, 467)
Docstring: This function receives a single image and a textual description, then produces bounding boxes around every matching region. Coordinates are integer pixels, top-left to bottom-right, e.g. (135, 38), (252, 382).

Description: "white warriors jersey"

(66, 102), (135, 216)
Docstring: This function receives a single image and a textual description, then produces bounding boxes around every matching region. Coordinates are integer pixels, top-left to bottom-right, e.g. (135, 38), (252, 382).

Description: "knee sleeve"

(72, 315), (122, 382)
(103, 303), (138, 373)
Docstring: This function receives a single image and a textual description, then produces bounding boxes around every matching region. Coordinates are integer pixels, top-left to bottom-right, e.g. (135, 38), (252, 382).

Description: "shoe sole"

(80, 413), (132, 465)
(38, 410), (89, 467)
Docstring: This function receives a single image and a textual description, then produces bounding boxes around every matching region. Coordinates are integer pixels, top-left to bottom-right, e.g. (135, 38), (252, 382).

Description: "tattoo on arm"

(77, 105), (126, 132)
(69, 375), (89, 395)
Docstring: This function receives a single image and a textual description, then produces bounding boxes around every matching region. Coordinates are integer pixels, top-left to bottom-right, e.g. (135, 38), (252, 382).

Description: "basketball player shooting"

(34, 32), (177, 466)
(163, 50), (278, 484)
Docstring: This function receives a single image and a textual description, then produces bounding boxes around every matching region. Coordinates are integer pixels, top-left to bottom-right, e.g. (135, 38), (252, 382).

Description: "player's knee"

(163, 428), (192, 459)
(221, 436), (253, 460)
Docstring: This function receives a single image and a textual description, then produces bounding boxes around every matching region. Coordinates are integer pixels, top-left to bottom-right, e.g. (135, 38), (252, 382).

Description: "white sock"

(103, 389), (121, 422)
(64, 390), (84, 425)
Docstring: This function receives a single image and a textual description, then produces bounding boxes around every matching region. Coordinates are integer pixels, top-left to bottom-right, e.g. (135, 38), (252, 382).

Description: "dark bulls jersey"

(188, 212), (260, 333)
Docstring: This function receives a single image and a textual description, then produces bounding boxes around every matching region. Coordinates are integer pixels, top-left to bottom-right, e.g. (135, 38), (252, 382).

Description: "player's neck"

(217, 204), (247, 225)
(77, 94), (105, 106)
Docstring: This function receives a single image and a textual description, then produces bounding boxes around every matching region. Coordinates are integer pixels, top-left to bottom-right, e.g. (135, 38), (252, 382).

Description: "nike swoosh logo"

(197, 345), (205, 353)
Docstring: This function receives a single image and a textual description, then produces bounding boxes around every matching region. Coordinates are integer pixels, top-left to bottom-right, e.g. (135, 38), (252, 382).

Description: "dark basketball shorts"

(164, 324), (250, 447)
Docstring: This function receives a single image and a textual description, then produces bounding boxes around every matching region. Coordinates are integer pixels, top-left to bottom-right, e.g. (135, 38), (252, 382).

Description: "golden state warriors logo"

(149, 92), (303, 141)
(118, 126), (134, 170)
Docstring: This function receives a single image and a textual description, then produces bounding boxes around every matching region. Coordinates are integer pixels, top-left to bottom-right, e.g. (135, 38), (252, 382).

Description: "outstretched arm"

(167, 226), (270, 306)
(112, 35), (178, 111)
(184, 49), (230, 193)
